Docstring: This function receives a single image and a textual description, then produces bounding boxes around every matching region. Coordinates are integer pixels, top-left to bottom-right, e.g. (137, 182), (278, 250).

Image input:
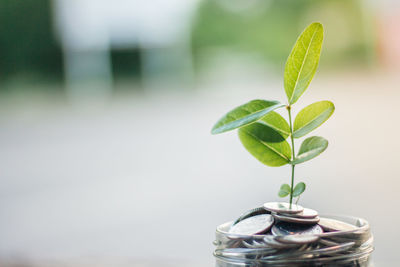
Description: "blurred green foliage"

(111, 49), (142, 85)
(0, 0), (376, 90)
(0, 0), (63, 84)
(192, 0), (375, 71)
(0, 1), (142, 89)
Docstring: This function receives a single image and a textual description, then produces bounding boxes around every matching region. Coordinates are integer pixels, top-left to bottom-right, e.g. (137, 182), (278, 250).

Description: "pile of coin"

(214, 202), (373, 266)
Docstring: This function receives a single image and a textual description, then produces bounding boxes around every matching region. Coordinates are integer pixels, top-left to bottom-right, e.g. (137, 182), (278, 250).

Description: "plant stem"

(287, 106), (296, 207)
(289, 164), (295, 207)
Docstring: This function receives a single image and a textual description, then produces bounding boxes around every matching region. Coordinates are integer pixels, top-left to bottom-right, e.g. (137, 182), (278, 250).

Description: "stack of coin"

(214, 202), (373, 266)
(265, 202), (320, 226)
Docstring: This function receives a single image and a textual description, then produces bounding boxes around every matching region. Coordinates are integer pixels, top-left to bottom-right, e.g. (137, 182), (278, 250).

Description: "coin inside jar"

(263, 202), (304, 214)
(275, 234), (319, 244)
(229, 214), (274, 235)
(318, 217), (358, 232)
(214, 207), (373, 266)
(272, 213), (320, 224)
(282, 208), (319, 219)
(233, 206), (270, 225)
(272, 221), (323, 236)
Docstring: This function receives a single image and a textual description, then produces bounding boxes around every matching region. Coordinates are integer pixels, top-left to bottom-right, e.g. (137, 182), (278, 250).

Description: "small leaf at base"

(278, 184), (291, 197)
(293, 182), (306, 197)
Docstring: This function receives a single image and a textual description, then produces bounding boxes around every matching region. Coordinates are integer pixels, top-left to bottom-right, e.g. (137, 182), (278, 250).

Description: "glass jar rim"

(216, 213), (370, 238)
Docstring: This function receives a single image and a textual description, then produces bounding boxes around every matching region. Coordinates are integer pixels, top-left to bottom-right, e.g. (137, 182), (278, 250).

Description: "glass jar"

(214, 214), (373, 267)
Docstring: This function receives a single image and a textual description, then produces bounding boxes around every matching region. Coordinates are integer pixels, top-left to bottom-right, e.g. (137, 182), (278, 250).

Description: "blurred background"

(0, 0), (399, 266)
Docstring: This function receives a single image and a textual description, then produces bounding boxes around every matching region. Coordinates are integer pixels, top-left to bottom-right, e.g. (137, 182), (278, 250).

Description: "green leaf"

(259, 111), (290, 139)
(238, 122), (291, 167)
(284, 22), (324, 104)
(211, 100), (284, 134)
(278, 184), (291, 197)
(293, 182), (306, 197)
(293, 101), (335, 138)
(292, 136), (328, 164)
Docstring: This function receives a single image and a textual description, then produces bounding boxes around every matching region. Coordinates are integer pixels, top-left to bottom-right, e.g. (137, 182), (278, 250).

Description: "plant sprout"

(211, 23), (334, 206)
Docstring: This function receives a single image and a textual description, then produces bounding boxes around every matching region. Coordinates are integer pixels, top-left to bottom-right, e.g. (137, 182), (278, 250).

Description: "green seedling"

(211, 22), (334, 206)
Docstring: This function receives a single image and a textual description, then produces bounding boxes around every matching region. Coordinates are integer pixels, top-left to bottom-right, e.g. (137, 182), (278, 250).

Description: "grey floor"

(0, 71), (399, 266)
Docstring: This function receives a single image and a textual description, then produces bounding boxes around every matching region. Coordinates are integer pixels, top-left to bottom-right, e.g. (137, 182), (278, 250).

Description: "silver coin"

(318, 217), (358, 232)
(242, 240), (264, 248)
(272, 213), (320, 224)
(260, 245), (313, 260)
(307, 241), (355, 256)
(263, 202), (303, 214)
(262, 235), (298, 249)
(319, 231), (369, 246)
(242, 240), (279, 253)
(318, 238), (340, 247)
(229, 214), (274, 235)
(233, 206), (270, 225)
(271, 222), (323, 236)
(262, 241), (355, 260)
(281, 208), (318, 219)
(275, 234), (319, 244)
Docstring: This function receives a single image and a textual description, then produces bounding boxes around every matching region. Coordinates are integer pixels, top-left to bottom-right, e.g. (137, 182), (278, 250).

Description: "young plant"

(211, 22), (334, 206)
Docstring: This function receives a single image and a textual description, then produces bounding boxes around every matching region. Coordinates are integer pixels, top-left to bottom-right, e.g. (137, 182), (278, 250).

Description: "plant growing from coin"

(211, 22), (334, 206)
